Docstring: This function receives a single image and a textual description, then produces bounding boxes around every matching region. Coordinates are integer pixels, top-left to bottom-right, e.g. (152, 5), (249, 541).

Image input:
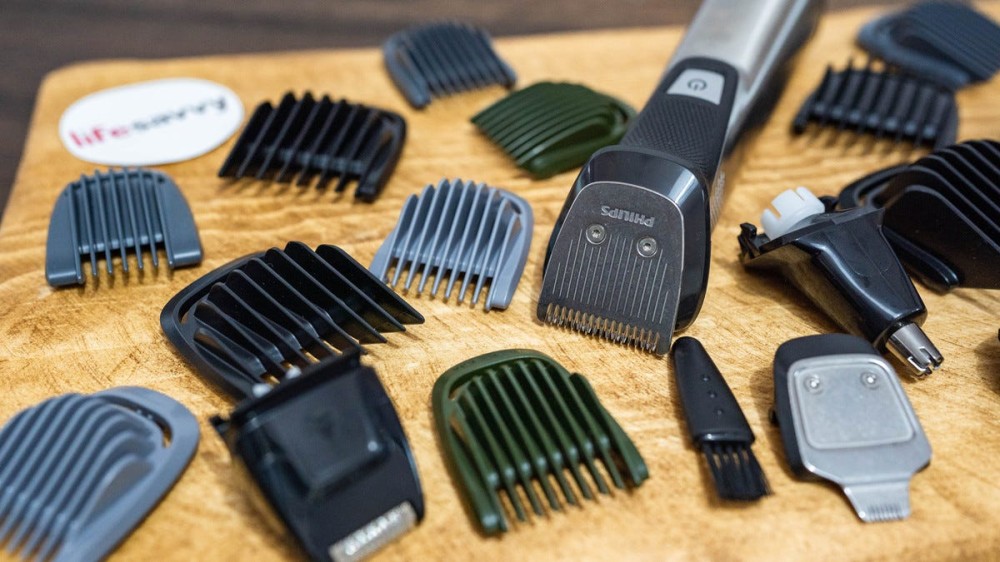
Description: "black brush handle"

(670, 336), (754, 444)
(620, 57), (739, 185)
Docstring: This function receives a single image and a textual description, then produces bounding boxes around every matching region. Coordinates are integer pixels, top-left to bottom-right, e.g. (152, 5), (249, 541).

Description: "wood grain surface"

(1, 4), (999, 561)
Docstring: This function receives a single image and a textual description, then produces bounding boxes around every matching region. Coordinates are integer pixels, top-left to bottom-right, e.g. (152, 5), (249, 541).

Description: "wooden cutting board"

(1, 3), (999, 561)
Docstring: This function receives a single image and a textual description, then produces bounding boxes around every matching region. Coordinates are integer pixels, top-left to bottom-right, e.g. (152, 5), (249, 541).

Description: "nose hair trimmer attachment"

(738, 187), (943, 377)
(772, 334), (931, 522)
(432, 349), (648, 534)
(370, 178), (533, 311)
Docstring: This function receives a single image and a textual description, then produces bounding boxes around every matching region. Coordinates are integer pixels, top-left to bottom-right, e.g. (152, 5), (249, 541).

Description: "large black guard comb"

(161, 242), (423, 399)
(218, 92), (406, 202)
(45, 168), (202, 287)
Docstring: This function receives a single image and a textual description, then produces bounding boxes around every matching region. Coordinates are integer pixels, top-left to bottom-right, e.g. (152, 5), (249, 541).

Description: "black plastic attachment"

(858, 1), (1000, 90)
(383, 22), (516, 109)
(160, 241), (423, 400)
(792, 59), (958, 149)
(212, 351), (423, 562)
(838, 139), (1000, 292)
(218, 92), (406, 202)
(670, 337), (769, 501)
(45, 168), (203, 287)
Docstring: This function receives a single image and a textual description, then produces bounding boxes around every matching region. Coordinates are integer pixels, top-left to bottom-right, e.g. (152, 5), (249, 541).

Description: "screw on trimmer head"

(370, 178), (533, 311)
(383, 22), (516, 109)
(432, 349), (648, 534)
(45, 168), (203, 287)
(218, 92), (406, 202)
(471, 82), (635, 178)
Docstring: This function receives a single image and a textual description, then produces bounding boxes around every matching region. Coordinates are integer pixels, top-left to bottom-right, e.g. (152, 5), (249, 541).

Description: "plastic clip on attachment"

(0, 387), (199, 562)
(738, 187), (943, 377)
(383, 22), (516, 109)
(670, 337), (769, 501)
(370, 178), (533, 311)
(45, 168), (203, 287)
(218, 92), (406, 202)
(432, 349), (648, 534)
(160, 242), (423, 399)
(471, 82), (635, 178)
(212, 351), (424, 562)
(772, 334), (931, 522)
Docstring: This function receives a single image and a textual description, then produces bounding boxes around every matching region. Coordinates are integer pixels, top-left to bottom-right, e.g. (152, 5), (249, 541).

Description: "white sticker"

(59, 77), (244, 166)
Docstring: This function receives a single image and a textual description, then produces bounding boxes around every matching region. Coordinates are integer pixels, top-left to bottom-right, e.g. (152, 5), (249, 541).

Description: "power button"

(666, 69), (725, 105)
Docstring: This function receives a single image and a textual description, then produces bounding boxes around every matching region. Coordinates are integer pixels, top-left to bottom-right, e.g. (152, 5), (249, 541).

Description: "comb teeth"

(858, 0), (1000, 89)
(0, 388), (198, 562)
(218, 92), (406, 202)
(792, 59), (958, 149)
(383, 22), (516, 109)
(45, 168), (202, 287)
(432, 350), (648, 534)
(471, 82), (635, 177)
(160, 242), (423, 400)
(370, 178), (533, 311)
(542, 304), (662, 353)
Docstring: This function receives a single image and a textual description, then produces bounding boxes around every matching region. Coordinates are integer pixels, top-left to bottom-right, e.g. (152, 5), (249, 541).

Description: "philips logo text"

(600, 205), (655, 227)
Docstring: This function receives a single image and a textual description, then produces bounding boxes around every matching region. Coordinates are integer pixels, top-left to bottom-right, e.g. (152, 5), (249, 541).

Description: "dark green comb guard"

(432, 349), (648, 534)
(471, 82), (635, 178)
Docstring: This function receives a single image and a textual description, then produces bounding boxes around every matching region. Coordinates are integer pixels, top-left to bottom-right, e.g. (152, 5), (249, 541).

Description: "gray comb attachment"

(0, 387), (199, 562)
(45, 168), (203, 287)
(370, 179), (533, 311)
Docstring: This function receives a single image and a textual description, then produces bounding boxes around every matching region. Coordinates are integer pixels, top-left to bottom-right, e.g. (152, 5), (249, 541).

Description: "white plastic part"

(761, 186), (826, 238)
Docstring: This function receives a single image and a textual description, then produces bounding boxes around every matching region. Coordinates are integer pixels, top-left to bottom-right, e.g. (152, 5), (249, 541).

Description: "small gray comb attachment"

(371, 178), (533, 311)
(0, 387), (199, 562)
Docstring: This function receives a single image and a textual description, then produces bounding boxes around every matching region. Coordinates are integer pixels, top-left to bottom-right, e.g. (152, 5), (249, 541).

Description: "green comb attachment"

(432, 349), (648, 534)
(471, 82), (635, 178)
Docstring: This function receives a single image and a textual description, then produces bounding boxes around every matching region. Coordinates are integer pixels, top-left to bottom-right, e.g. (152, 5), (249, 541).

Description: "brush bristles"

(700, 442), (770, 501)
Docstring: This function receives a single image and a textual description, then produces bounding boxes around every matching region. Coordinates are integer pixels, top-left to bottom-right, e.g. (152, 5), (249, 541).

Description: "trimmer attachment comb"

(471, 82), (635, 178)
(792, 59), (958, 149)
(432, 349), (648, 534)
(45, 168), (202, 287)
(218, 92), (406, 202)
(858, 1), (1000, 89)
(0, 387), (199, 562)
(370, 178), (533, 311)
(212, 351), (423, 562)
(161, 241), (423, 399)
(383, 22), (516, 109)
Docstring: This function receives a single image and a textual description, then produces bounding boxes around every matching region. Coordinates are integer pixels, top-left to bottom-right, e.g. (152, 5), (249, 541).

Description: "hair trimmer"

(538, 0), (823, 355)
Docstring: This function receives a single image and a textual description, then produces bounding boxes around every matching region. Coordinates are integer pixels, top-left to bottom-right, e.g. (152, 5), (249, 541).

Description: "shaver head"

(538, 146), (711, 355)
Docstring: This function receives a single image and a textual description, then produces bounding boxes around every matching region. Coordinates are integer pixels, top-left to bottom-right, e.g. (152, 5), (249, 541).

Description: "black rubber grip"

(670, 336), (754, 444)
(620, 57), (740, 184)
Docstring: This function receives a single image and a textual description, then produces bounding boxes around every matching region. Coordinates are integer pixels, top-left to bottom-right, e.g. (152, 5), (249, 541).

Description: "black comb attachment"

(383, 22), (516, 109)
(218, 92), (406, 202)
(670, 337), (769, 501)
(45, 168), (202, 287)
(839, 139), (1000, 291)
(858, 1), (1000, 89)
(212, 351), (423, 562)
(161, 242), (423, 400)
(792, 59), (958, 149)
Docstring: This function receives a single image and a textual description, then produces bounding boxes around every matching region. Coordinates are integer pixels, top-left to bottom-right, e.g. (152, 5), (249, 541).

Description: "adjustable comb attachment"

(432, 349), (648, 534)
(838, 139), (1000, 291)
(0, 387), (199, 562)
(218, 92), (406, 202)
(160, 241), (423, 400)
(45, 168), (202, 287)
(858, 1), (1000, 89)
(383, 22), (516, 109)
(792, 59), (957, 149)
(471, 82), (635, 178)
(370, 179), (533, 311)
(212, 351), (424, 562)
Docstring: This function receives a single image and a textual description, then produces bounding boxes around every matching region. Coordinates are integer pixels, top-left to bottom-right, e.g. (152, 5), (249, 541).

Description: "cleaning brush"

(670, 337), (769, 501)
